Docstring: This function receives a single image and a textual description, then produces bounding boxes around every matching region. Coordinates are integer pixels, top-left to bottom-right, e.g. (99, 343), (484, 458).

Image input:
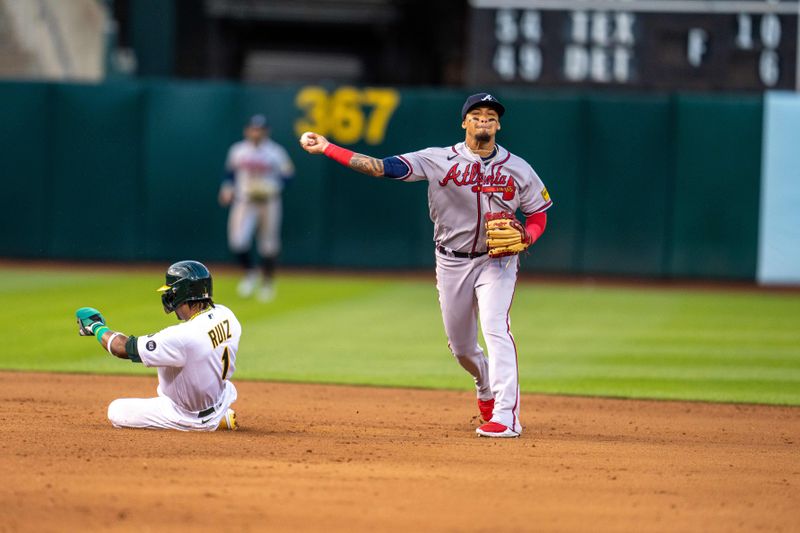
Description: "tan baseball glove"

(485, 211), (531, 258)
(243, 179), (280, 202)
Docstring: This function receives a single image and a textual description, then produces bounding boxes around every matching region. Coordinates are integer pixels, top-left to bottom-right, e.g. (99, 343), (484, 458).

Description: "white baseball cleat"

(256, 283), (275, 303)
(476, 421), (520, 438)
(237, 271), (260, 298)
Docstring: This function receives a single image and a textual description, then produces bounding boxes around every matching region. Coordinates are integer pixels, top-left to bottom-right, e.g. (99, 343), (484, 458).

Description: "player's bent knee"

(107, 399), (128, 428)
(451, 351), (486, 369)
(449, 344), (482, 359)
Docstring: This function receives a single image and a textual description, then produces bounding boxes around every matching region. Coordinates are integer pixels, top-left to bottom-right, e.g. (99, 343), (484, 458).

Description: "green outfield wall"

(0, 80), (763, 279)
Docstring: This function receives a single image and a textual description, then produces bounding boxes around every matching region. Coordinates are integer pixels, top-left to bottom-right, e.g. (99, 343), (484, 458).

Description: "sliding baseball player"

(75, 260), (241, 431)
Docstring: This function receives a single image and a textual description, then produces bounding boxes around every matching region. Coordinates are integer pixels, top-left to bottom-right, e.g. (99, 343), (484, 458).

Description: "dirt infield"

(0, 372), (797, 532)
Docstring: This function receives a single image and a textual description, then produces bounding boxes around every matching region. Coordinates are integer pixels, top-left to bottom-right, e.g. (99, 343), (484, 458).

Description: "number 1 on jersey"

(221, 346), (230, 380)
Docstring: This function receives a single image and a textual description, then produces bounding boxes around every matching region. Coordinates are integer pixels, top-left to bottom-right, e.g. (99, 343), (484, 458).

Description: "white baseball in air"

(300, 131), (316, 146)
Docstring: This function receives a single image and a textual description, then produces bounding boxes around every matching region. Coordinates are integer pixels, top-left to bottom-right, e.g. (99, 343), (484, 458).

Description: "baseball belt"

(196, 397), (226, 418)
(437, 245), (487, 259)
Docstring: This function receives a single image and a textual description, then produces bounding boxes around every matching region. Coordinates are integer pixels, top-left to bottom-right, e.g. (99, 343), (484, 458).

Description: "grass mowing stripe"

(527, 364), (800, 380)
(0, 267), (798, 405)
(521, 376), (800, 405)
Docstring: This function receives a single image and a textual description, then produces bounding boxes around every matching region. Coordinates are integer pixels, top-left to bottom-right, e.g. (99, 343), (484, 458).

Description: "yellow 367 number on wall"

(294, 86), (400, 146)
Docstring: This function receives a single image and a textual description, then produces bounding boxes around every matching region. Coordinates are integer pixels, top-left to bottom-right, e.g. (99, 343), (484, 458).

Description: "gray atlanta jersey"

(226, 139), (294, 200)
(136, 304), (241, 413)
(395, 142), (553, 253)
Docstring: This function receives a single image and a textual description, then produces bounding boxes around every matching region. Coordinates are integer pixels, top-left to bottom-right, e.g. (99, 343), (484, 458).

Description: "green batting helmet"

(157, 260), (213, 314)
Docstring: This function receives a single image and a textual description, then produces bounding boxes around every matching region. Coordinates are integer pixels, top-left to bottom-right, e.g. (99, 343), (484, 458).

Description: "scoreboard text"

(467, 0), (799, 90)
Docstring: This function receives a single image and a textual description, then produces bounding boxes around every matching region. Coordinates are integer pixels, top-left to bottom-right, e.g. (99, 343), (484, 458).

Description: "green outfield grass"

(1, 265), (799, 405)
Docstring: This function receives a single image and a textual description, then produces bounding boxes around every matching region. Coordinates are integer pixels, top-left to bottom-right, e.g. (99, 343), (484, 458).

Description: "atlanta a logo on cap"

(481, 94), (495, 101)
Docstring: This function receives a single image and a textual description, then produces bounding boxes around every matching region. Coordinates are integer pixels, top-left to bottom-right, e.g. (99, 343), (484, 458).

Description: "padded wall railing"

(0, 80), (762, 279)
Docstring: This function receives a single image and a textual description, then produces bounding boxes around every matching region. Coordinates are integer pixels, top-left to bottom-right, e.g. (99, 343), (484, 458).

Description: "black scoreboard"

(467, 0), (799, 91)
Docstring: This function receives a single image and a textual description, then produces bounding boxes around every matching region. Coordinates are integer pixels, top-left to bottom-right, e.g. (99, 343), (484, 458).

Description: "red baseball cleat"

(476, 421), (520, 438)
(477, 398), (495, 422)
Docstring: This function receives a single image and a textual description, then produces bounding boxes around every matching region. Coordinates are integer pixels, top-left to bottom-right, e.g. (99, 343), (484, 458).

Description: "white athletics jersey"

(136, 304), (241, 414)
(396, 142), (552, 253)
(226, 139), (294, 201)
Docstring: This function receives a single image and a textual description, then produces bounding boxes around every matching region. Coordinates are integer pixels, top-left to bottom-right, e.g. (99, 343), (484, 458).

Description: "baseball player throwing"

(300, 93), (552, 438)
(75, 260), (241, 431)
(219, 114), (295, 302)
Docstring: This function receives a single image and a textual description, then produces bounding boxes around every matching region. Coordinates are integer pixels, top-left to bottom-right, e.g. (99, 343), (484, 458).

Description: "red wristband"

(323, 143), (354, 166)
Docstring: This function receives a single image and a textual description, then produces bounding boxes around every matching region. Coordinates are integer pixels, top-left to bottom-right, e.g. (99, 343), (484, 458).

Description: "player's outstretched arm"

(75, 307), (134, 360)
(299, 132), (384, 177)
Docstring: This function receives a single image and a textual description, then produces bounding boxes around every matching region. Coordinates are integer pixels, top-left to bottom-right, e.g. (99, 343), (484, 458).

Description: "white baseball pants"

(107, 381), (238, 431)
(227, 197), (282, 257)
(435, 251), (522, 434)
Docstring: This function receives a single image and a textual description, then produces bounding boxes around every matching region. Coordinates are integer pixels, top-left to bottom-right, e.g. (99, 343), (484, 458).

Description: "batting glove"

(76, 307), (107, 336)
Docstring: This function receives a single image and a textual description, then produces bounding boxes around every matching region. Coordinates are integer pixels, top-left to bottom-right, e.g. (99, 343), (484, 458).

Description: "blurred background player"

(219, 114), (295, 302)
(75, 260), (241, 432)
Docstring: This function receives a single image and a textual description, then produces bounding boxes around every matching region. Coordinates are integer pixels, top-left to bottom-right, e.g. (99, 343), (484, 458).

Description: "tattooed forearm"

(349, 154), (384, 177)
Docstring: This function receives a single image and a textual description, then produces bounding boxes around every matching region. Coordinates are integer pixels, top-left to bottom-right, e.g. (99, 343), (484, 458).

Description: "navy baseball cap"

(461, 93), (505, 120)
(247, 114), (269, 128)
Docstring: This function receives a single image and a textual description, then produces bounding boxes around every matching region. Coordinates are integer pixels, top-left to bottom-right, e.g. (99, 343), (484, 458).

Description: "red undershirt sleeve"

(525, 212), (547, 245)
